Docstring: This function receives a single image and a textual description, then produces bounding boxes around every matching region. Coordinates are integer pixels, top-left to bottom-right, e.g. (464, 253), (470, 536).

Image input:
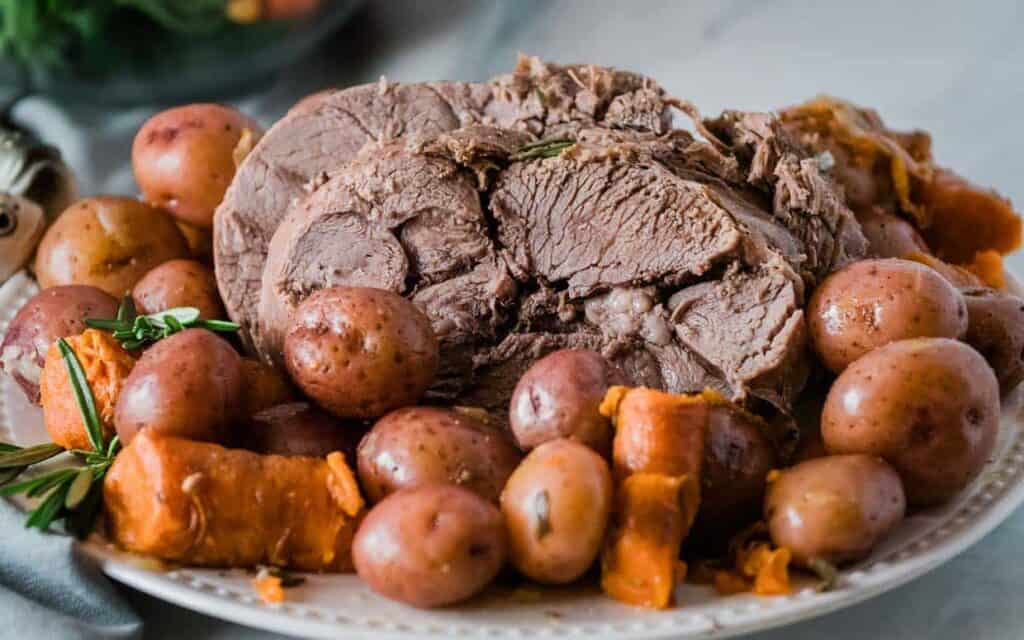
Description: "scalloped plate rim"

(3, 269), (1023, 639)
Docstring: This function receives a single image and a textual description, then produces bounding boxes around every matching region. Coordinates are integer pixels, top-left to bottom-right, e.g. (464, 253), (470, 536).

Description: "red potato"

(284, 286), (439, 418)
(822, 337), (1000, 505)
(0, 285), (118, 403)
(243, 402), (365, 459)
(808, 258), (968, 372)
(765, 454), (906, 567)
(132, 259), (225, 318)
(352, 485), (507, 608)
(132, 104), (263, 228)
(240, 358), (297, 417)
(962, 288), (1024, 395)
(115, 329), (243, 445)
(856, 207), (929, 258)
(500, 439), (613, 584)
(692, 405), (778, 543)
(357, 406), (520, 504)
(34, 196), (190, 297)
(509, 348), (620, 454)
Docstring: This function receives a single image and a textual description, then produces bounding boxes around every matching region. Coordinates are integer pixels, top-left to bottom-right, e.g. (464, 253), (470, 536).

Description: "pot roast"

(215, 56), (866, 416)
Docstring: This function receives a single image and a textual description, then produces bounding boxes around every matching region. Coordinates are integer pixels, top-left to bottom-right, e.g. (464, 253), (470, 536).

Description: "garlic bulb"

(0, 193), (46, 283)
(0, 125), (76, 223)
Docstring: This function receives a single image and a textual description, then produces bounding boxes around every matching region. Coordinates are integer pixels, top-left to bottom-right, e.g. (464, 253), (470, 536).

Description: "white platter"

(3, 269), (1024, 640)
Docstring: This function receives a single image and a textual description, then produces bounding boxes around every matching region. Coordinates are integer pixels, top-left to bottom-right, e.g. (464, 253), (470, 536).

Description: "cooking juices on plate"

(0, 57), (1022, 611)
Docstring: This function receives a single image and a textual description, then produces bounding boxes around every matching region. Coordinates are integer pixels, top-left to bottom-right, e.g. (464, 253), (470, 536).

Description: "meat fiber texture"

(214, 55), (866, 418)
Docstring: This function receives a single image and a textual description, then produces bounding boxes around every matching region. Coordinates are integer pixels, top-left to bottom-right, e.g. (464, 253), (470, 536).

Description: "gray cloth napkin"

(0, 499), (141, 640)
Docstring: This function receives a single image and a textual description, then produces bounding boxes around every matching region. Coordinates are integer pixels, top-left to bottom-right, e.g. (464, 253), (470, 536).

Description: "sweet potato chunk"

(602, 386), (718, 480)
(40, 329), (135, 451)
(601, 473), (700, 609)
(599, 386), (712, 608)
(962, 250), (1007, 290)
(920, 168), (1022, 264)
(104, 432), (364, 571)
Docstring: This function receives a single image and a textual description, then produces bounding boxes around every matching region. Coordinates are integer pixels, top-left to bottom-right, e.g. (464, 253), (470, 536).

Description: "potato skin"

(243, 402), (365, 460)
(856, 207), (929, 259)
(692, 405), (777, 541)
(284, 286), (439, 418)
(962, 288), (1024, 395)
(132, 104), (263, 228)
(765, 454), (906, 566)
(0, 285), (118, 404)
(500, 439), (612, 584)
(132, 259), (225, 319)
(808, 258), (968, 372)
(822, 338), (1000, 505)
(240, 358), (297, 416)
(40, 329), (135, 451)
(352, 485), (507, 608)
(34, 196), (189, 297)
(114, 329), (243, 445)
(357, 406), (520, 504)
(509, 349), (619, 454)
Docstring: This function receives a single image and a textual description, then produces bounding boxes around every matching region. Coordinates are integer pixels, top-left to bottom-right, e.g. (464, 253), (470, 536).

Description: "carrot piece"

(601, 473), (700, 609)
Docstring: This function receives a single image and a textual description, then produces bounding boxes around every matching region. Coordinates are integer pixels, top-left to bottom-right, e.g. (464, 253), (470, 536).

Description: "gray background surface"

(13, 1), (1024, 637)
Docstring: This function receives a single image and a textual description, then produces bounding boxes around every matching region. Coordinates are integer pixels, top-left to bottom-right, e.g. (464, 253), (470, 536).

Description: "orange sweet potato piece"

(713, 570), (750, 596)
(104, 432), (365, 571)
(602, 386), (717, 481)
(904, 251), (985, 289)
(601, 473), (700, 609)
(919, 168), (1022, 264)
(738, 542), (793, 596)
(253, 574), (285, 604)
(39, 329), (135, 450)
(962, 249), (1006, 290)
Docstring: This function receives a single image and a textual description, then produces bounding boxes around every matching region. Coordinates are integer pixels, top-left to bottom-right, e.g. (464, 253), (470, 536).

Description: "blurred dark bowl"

(0, 1), (362, 107)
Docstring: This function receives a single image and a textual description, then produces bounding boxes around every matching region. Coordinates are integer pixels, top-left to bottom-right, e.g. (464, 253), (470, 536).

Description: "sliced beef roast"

(215, 56), (671, 350)
(217, 56), (863, 418)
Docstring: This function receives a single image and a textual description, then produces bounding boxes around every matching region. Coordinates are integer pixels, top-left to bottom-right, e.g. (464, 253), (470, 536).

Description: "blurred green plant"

(0, 0), (230, 72)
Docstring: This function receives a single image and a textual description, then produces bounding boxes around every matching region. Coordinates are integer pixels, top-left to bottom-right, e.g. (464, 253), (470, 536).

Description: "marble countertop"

(12, 1), (1024, 638)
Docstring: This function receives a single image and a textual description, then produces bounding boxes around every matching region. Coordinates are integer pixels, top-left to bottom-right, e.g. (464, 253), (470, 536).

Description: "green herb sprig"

(510, 138), (575, 161)
(85, 297), (239, 350)
(0, 338), (119, 536)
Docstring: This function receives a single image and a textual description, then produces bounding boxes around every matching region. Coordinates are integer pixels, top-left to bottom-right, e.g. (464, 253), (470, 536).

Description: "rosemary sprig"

(85, 297), (240, 350)
(58, 338), (103, 453)
(510, 138), (575, 161)
(0, 339), (120, 535)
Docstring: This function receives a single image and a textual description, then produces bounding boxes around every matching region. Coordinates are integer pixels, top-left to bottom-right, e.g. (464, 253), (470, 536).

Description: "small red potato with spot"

(132, 104), (263, 228)
(283, 286), (439, 419)
(808, 258), (968, 372)
(509, 348), (620, 454)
